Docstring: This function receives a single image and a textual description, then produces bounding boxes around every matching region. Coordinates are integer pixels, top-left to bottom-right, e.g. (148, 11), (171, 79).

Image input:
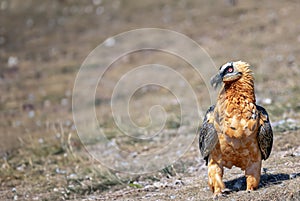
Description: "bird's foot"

(246, 188), (254, 193)
(213, 189), (231, 199)
(213, 192), (227, 200)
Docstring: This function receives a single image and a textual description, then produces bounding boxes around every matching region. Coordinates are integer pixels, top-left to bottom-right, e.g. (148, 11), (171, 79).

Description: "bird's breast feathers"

(215, 101), (259, 138)
(213, 101), (261, 169)
(217, 132), (260, 169)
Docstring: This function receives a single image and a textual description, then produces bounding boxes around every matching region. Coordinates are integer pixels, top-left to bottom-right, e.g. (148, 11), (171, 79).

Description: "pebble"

(12, 187), (17, 193)
(153, 181), (163, 188)
(262, 98), (272, 105)
(68, 173), (77, 179)
(38, 138), (44, 144)
(289, 173), (297, 179)
(143, 193), (153, 198)
(174, 179), (184, 185)
(104, 37), (116, 47)
(28, 111), (35, 118)
(56, 168), (66, 174)
(16, 164), (25, 171)
(8, 56), (18, 67)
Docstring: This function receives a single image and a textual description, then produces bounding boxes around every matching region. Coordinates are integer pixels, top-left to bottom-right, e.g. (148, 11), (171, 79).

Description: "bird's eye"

(227, 67), (234, 73)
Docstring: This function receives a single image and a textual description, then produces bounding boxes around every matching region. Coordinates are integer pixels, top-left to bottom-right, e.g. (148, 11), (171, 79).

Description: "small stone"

(153, 182), (162, 188)
(262, 98), (272, 105)
(38, 138), (44, 144)
(8, 56), (18, 67)
(28, 111), (35, 118)
(16, 164), (25, 171)
(12, 187), (17, 193)
(143, 193), (153, 198)
(85, 176), (93, 180)
(56, 168), (66, 174)
(104, 37), (116, 47)
(130, 152), (138, 158)
(174, 179), (184, 185)
(289, 173), (297, 179)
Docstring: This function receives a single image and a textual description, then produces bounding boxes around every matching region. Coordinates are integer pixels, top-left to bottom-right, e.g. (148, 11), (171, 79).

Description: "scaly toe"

(213, 192), (227, 200)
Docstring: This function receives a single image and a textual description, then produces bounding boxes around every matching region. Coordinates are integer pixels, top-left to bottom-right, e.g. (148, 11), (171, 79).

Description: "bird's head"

(210, 61), (252, 89)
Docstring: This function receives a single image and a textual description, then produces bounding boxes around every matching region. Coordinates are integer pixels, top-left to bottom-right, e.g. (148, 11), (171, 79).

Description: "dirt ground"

(0, 0), (300, 200)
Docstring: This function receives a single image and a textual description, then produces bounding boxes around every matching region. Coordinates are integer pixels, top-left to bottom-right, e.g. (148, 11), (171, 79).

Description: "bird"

(199, 61), (273, 196)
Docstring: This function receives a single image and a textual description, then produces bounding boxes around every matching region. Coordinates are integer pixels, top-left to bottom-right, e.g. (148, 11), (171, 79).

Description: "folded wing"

(199, 105), (218, 165)
(256, 105), (273, 160)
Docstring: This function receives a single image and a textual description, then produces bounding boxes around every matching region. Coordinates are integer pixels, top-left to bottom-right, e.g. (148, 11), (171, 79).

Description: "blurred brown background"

(0, 1), (300, 200)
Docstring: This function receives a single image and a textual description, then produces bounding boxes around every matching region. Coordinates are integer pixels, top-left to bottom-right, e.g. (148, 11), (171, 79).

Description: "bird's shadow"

(224, 172), (300, 192)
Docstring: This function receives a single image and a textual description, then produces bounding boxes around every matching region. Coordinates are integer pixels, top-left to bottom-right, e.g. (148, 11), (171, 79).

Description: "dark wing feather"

(256, 105), (273, 160)
(199, 105), (218, 165)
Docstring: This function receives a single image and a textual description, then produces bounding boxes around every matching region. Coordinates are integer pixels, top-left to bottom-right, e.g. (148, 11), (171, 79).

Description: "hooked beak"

(210, 73), (222, 89)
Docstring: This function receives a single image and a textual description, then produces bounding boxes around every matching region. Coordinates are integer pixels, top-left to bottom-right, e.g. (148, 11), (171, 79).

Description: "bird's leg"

(208, 160), (225, 196)
(245, 160), (261, 191)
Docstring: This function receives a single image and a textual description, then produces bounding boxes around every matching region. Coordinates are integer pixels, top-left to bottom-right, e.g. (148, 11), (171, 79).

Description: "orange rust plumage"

(199, 61), (273, 196)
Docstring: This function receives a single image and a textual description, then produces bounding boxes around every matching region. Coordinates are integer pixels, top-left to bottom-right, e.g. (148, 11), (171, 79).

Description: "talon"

(221, 188), (231, 194)
(213, 192), (227, 199)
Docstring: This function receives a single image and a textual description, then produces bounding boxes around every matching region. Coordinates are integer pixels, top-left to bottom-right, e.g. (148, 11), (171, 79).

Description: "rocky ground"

(1, 0), (300, 200)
